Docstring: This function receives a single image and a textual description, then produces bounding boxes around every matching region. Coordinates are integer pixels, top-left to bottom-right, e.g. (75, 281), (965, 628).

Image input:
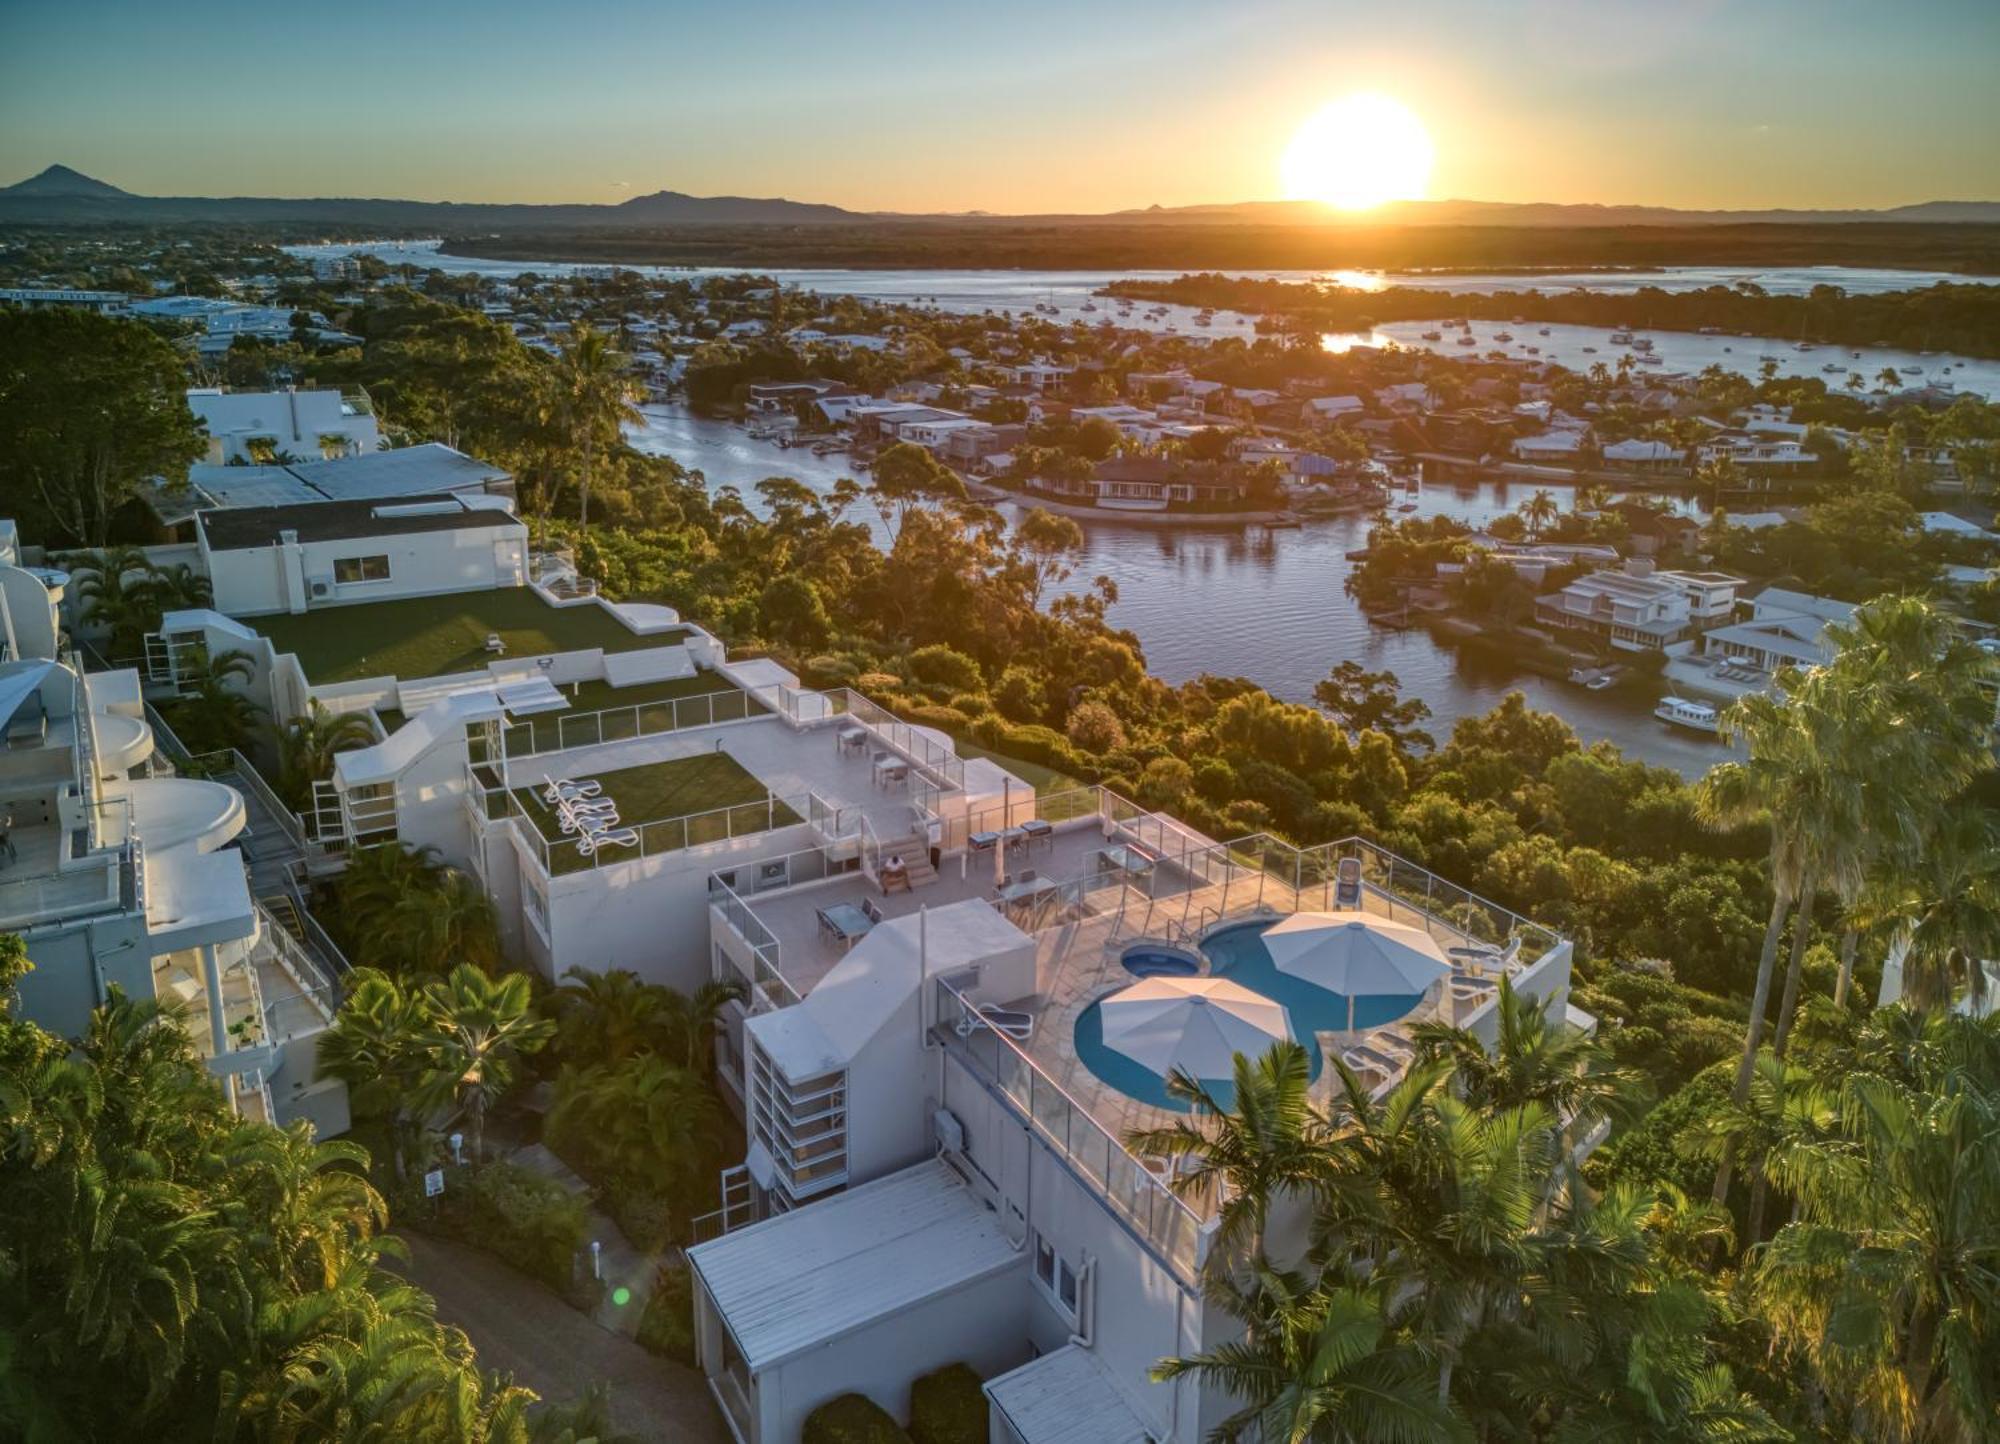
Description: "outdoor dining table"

(1097, 843), (1156, 878)
(872, 754), (909, 788)
(816, 902), (876, 949)
(1017, 818), (1053, 850)
(836, 724), (869, 755)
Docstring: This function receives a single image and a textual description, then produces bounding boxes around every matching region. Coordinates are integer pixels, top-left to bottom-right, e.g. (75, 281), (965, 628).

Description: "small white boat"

(1538, 327), (1552, 336)
(1494, 331), (1515, 343)
(1582, 346), (1598, 354)
(1609, 330), (1634, 345)
(1420, 330), (1443, 342)
(1655, 696), (1721, 734)
(1456, 334), (1477, 346)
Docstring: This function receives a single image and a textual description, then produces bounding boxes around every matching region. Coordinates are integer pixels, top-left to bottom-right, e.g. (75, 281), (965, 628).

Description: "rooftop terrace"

(248, 589), (688, 683)
(509, 751), (800, 876)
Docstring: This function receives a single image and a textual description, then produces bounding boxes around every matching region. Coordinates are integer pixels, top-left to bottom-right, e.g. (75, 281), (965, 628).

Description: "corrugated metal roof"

(687, 1159), (1021, 1370)
(984, 1344), (1154, 1444)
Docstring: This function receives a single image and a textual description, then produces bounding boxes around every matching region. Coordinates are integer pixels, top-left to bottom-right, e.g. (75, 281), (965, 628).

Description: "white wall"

(205, 526), (527, 617)
(940, 1050), (1205, 1442)
(535, 820), (820, 992)
(14, 913), (152, 1041)
(761, 1265), (1033, 1444)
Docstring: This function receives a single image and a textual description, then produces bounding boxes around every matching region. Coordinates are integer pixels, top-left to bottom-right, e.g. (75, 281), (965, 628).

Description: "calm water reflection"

(630, 404), (1731, 775)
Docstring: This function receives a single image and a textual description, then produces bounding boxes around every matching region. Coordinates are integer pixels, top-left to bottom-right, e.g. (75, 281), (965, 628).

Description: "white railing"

(707, 872), (799, 1011)
(501, 687), (766, 758)
(935, 974), (1205, 1288)
(509, 787), (809, 878)
(187, 748), (309, 853)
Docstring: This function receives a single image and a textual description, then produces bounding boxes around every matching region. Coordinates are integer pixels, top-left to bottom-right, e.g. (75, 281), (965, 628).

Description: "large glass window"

(333, 554), (391, 584)
(1032, 1231), (1079, 1322)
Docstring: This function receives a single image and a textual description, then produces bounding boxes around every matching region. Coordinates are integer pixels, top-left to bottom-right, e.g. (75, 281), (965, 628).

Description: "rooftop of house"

(153, 443), (511, 525)
(198, 494), (519, 551)
(246, 588), (687, 683)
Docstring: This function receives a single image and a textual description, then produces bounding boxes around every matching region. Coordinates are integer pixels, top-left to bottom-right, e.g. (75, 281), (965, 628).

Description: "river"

(628, 404), (1728, 775)
(298, 239), (1990, 771)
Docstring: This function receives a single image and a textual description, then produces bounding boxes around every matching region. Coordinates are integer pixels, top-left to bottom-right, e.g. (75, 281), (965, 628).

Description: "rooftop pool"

(1075, 920), (1423, 1113)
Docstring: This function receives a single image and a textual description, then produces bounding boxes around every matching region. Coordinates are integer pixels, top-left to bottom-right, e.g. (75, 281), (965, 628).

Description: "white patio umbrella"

(1099, 977), (1291, 1081)
(1261, 911), (1451, 1031)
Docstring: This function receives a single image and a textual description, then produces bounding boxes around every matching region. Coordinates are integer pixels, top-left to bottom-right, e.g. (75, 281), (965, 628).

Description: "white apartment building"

(1, 531), (347, 1135)
(36, 504), (1596, 1444)
(1536, 562), (1743, 651)
(186, 386), (381, 464)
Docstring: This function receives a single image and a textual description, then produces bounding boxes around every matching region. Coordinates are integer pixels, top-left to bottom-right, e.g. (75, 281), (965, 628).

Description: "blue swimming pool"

(1075, 920), (1421, 1112)
(1119, 943), (1202, 978)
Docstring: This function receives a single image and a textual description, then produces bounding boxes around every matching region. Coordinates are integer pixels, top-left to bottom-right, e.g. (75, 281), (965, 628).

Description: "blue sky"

(3, 0), (1995, 211)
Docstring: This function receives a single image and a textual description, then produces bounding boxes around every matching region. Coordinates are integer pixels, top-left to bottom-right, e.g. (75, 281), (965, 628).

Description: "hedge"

(803, 1393), (911, 1444)
(394, 1161), (591, 1302)
(637, 1261), (697, 1366)
(909, 1363), (985, 1444)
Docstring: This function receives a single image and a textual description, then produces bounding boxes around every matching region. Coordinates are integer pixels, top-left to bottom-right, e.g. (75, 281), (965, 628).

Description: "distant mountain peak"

(1, 164), (130, 198)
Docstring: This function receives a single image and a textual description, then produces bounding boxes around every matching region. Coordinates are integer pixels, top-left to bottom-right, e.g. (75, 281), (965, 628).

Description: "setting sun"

(1281, 93), (1435, 211)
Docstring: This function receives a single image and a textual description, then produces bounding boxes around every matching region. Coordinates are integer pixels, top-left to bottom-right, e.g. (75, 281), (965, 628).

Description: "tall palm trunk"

(1771, 867), (1817, 1058)
(1716, 887), (1790, 1205)
(1832, 928), (1859, 1009)
(579, 434), (594, 529)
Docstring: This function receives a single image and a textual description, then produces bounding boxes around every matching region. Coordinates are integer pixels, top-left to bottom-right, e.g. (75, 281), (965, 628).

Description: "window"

(1032, 1231), (1080, 1321)
(333, 554), (391, 584)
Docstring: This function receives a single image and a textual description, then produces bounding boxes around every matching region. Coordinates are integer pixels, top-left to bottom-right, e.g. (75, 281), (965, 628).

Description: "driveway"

(392, 1230), (729, 1443)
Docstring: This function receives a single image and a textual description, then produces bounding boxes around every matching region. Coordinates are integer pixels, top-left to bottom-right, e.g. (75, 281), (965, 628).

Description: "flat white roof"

(985, 1344), (1153, 1444)
(687, 1159), (1020, 1370)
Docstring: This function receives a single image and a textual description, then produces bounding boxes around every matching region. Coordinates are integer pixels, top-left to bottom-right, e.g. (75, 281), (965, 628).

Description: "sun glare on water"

(1282, 93), (1435, 211)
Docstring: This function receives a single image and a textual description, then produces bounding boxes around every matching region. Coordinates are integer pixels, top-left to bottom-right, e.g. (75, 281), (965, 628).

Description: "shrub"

(908, 1363), (985, 1444)
(803, 654), (859, 688)
(637, 1261), (697, 1366)
(856, 670), (902, 693)
(396, 1161), (588, 1298)
(1065, 700), (1127, 755)
(900, 704), (972, 733)
(992, 666), (1044, 723)
(947, 692), (992, 716)
(607, 1187), (675, 1255)
(905, 644), (984, 694)
(803, 1393), (910, 1444)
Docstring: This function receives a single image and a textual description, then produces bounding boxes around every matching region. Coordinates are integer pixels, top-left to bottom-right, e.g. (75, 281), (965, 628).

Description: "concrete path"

(508, 1143), (662, 1338)
(393, 1230), (727, 1444)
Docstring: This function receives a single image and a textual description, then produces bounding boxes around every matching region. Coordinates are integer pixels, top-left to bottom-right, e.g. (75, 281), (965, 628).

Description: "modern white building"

(186, 386), (381, 463)
(34, 509), (1595, 1444)
(0, 531), (347, 1136)
(194, 495), (528, 617)
(147, 442), (515, 532)
(1663, 586), (1858, 702)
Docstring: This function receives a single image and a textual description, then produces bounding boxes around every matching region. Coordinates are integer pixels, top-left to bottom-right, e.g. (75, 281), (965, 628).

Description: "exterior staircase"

(874, 830), (939, 889)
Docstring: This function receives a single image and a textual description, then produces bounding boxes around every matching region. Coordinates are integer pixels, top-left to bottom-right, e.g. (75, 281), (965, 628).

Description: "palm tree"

(551, 325), (643, 529)
(1752, 1008), (2000, 1441)
(1686, 1049), (1833, 1247)
(1694, 685), (1855, 1205)
(1862, 804), (2000, 1013)
(1409, 975), (1643, 1145)
(1519, 489), (1559, 538)
(314, 967), (434, 1181)
(141, 561), (212, 615)
(276, 699), (378, 811)
(68, 545), (159, 658)
(1124, 1041), (1335, 1266)
(413, 964), (552, 1163)
(1152, 1267), (1468, 1444)
(164, 645), (264, 754)
(549, 965), (668, 1065)
(547, 1054), (730, 1235)
(658, 977), (748, 1076)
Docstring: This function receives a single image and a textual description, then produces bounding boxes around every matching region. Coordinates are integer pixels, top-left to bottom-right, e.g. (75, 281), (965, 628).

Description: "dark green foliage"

(803, 1393), (911, 1444)
(907, 1364), (986, 1444)
(396, 1160), (588, 1297)
(636, 1262), (698, 1366)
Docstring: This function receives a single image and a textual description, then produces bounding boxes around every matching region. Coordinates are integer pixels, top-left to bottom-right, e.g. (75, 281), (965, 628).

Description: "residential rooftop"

(246, 588), (689, 683)
(198, 494), (517, 551)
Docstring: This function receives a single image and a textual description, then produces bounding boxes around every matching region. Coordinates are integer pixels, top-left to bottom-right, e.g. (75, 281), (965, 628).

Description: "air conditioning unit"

(933, 1107), (966, 1155)
(307, 577), (333, 599)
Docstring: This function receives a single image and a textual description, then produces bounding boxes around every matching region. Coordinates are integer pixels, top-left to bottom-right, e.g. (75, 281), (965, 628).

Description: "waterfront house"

(1010, 363), (1074, 395)
(1662, 587), (1858, 702)
(1532, 559), (1742, 650)
(1300, 394), (1365, 425)
(1600, 438), (1688, 473)
(1512, 427), (1590, 462)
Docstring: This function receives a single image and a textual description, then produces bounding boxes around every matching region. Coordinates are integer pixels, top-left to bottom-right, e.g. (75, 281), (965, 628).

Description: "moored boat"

(1654, 696), (1721, 733)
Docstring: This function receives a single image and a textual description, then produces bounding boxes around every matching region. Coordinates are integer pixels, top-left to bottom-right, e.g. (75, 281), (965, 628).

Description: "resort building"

(18, 483), (1597, 1444)
(0, 526), (347, 1136)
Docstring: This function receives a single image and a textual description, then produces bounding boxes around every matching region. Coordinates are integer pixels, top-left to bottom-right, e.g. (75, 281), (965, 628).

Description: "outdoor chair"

(1333, 856), (1363, 908)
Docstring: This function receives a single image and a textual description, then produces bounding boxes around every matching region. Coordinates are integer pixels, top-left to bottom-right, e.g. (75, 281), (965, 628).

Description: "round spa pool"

(1119, 942), (1202, 979)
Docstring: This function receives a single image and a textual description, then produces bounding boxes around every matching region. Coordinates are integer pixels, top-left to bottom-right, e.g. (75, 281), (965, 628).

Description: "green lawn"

(513, 753), (799, 875)
(250, 590), (690, 683)
(954, 740), (1085, 796)
(501, 675), (766, 755)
